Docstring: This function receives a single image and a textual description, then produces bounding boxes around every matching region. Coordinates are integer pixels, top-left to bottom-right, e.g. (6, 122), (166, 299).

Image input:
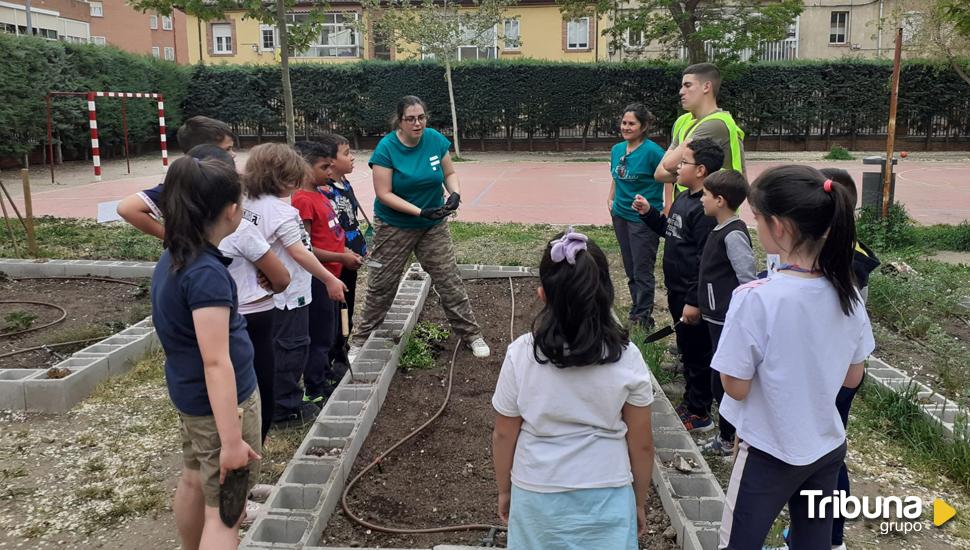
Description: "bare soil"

(0, 277), (151, 369)
(322, 278), (677, 549)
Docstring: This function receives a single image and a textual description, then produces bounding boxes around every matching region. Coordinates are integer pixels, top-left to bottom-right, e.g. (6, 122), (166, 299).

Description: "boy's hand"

(219, 438), (260, 484)
(681, 304), (701, 325)
(256, 270), (273, 292)
(631, 194), (651, 215)
(342, 252), (364, 271)
(325, 278), (348, 302)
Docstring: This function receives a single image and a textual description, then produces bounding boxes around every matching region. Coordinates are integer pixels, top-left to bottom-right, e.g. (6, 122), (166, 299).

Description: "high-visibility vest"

(672, 111), (745, 194)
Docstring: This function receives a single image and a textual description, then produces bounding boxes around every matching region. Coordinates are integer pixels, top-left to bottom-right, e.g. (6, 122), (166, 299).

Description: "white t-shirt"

(219, 219), (274, 316)
(713, 273), (875, 466)
(242, 194), (312, 311)
(492, 333), (654, 493)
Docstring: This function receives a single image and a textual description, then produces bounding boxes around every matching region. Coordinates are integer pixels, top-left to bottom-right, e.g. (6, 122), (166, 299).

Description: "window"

(162, 16), (172, 30)
(290, 12), (360, 57)
(566, 18), (589, 50)
(503, 19), (520, 50)
(259, 24), (276, 50)
(151, 46), (160, 58)
(625, 28), (643, 49)
(457, 23), (497, 60)
(164, 46), (175, 60)
(149, 15), (158, 29)
(90, 35), (106, 45)
(829, 11), (848, 44)
(90, 2), (103, 17)
(212, 23), (232, 54)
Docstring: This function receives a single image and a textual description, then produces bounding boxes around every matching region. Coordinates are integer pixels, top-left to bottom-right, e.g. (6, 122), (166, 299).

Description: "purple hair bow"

(550, 227), (588, 265)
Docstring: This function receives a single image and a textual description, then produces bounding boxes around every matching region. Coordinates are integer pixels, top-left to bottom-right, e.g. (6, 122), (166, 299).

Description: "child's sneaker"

(674, 403), (690, 422)
(682, 413), (715, 433)
(702, 436), (735, 456)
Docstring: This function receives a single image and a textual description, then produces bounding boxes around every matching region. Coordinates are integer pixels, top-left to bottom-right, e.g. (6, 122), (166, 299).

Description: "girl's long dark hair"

(749, 165), (859, 315)
(161, 156), (241, 271)
(532, 233), (628, 368)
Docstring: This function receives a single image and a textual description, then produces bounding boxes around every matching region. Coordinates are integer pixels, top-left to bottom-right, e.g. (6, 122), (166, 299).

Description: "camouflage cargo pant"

(351, 217), (482, 346)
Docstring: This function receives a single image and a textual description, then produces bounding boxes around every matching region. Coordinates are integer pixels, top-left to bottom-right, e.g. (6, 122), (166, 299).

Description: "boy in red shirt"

(292, 141), (361, 402)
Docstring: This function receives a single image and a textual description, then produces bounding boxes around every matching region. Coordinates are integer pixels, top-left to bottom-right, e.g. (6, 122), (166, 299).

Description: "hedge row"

(184, 59), (970, 144)
(0, 33), (189, 159)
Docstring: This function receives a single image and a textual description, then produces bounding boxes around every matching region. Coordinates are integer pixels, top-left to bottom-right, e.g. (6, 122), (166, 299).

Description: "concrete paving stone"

(363, 338), (394, 351)
(676, 498), (724, 523)
(924, 404), (963, 424)
(310, 420), (357, 439)
(683, 525), (720, 550)
(107, 266), (155, 278)
(24, 357), (109, 413)
(331, 386), (374, 402)
(267, 484), (325, 516)
(653, 430), (696, 451)
(0, 379), (28, 411)
(359, 349), (392, 362)
(653, 411), (686, 430)
(666, 474), (722, 499)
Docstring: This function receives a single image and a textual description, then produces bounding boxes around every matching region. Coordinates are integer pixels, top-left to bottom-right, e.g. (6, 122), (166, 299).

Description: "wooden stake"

(0, 180), (20, 257)
(883, 28), (903, 219)
(21, 169), (37, 256)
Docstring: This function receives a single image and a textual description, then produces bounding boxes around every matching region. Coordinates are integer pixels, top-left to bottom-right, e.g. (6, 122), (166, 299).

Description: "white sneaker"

(468, 338), (490, 358)
(348, 345), (362, 363)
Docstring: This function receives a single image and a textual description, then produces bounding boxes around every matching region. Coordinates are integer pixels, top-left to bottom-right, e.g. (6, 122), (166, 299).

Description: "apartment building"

(0, 0), (189, 62)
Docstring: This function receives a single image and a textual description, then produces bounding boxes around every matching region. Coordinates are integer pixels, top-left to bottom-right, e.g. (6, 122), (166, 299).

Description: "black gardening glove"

(420, 207), (452, 220)
(444, 192), (461, 211)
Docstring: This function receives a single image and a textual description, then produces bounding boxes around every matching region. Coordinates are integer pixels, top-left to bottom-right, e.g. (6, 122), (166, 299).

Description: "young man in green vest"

(655, 63), (746, 214)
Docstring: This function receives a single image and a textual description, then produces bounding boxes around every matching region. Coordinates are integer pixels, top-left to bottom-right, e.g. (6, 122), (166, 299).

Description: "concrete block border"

(0, 258), (160, 413)
(865, 356), (968, 438)
(649, 373), (725, 550)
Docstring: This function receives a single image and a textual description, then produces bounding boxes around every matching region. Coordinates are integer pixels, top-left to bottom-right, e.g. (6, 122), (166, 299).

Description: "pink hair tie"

(823, 179), (833, 193)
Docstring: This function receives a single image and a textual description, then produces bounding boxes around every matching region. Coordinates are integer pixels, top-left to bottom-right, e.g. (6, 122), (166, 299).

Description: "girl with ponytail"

(713, 165), (875, 549)
(151, 156), (262, 548)
(491, 228), (656, 549)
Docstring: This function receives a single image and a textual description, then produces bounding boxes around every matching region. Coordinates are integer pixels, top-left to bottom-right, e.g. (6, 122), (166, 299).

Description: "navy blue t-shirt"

(151, 244), (256, 416)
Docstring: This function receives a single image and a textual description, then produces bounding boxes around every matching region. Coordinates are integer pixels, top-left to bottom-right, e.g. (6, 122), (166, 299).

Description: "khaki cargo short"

(178, 390), (262, 508)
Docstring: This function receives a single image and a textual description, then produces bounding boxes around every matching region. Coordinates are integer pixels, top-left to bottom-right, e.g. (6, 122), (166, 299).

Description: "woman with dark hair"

(492, 228), (655, 549)
(608, 103), (666, 329)
(349, 95), (489, 359)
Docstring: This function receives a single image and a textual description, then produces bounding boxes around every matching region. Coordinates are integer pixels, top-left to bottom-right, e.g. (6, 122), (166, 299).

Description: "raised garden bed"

(320, 278), (678, 549)
(0, 276), (151, 370)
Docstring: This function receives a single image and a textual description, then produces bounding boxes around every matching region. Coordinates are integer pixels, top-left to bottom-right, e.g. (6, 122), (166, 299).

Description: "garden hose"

(0, 336), (106, 359)
(340, 277), (522, 535)
(12, 276), (142, 287)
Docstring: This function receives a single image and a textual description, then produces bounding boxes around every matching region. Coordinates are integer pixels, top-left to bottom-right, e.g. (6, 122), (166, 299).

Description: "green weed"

(823, 145), (854, 160)
(400, 322), (449, 370)
(3, 310), (38, 333)
(629, 324), (675, 385)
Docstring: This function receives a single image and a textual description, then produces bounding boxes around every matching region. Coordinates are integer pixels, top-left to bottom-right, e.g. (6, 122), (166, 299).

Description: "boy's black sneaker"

(272, 402), (320, 429)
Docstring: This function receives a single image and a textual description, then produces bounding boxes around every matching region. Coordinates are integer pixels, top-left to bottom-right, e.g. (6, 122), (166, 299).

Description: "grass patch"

(630, 324), (674, 385)
(259, 424), (309, 485)
(823, 145), (854, 160)
(451, 154), (471, 162)
(853, 382), (970, 491)
(0, 217), (161, 260)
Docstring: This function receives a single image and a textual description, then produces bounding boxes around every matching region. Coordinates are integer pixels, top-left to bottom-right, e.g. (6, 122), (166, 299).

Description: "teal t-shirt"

(369, 128), (452, 229)
(610, 139), (665, 222)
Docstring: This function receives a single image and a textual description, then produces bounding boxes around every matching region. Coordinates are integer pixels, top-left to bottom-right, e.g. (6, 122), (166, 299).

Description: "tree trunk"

(445, 60), (461, 158)
(276, 0), (296, 145)
(667, 1), (706, 63)
(55, 141), (62, 164)
(582, 122), (590, 150)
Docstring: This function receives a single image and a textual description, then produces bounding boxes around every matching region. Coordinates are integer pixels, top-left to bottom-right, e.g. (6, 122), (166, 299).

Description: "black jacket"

(853, 241), (881, 289)
(639, 188), (717, 305)
(698, 219), (752, 323)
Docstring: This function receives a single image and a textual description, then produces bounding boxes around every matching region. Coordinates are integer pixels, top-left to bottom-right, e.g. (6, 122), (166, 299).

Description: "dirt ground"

(0, 277), (151, 369)
(322, 278), (678, 549)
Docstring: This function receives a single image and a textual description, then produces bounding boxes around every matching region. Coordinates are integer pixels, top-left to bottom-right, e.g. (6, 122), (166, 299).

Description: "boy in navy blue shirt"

(117, 116), (236, 239)
(632, 138), (723, 433)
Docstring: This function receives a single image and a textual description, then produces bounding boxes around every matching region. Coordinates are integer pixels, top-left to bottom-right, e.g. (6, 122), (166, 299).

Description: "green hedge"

(184, 59), (970, 144)
(0, 33), (189, 159)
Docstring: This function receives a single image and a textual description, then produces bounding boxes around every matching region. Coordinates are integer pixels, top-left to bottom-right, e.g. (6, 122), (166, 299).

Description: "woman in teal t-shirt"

(607, 103), (665, 329)
(350, 95), (489, 360)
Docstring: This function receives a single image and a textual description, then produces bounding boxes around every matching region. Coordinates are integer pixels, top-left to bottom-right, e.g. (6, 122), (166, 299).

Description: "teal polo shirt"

(369, 128), (452, 229)
(610, 139), (665, 222)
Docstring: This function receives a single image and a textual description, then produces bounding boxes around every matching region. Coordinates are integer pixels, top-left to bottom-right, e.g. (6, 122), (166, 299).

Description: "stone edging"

(865, 355), (968, 438)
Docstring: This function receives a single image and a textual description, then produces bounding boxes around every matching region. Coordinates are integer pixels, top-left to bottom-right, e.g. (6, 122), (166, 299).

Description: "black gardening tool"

(642, 321), (682, 344)
(219, 467), (250, 527)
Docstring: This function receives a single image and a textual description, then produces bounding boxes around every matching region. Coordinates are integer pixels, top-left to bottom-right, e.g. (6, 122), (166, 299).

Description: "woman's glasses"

(402, 114), (427, 125)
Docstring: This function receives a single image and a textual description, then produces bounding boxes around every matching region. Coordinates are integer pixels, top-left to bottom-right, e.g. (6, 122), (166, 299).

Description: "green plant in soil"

(629, 324), (674, 385)
(823, 145), (854, 160)
(400, 322), (450, 370)
(3, 310), (38, 333)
